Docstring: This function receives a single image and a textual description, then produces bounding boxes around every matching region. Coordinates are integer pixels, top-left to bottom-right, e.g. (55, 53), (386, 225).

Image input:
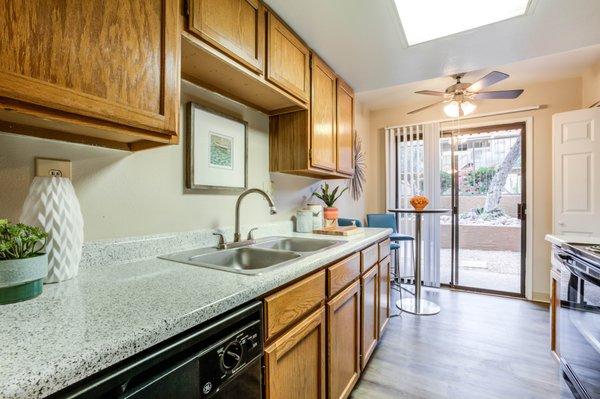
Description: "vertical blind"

(385, 123), (442, 287)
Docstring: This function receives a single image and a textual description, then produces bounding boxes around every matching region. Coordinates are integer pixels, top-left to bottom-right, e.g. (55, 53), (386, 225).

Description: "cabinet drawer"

(327, 253), (360, 297)
(264, 270), (325, 341)
(360, 243), (378, 273)
(378, 238), (391, 261)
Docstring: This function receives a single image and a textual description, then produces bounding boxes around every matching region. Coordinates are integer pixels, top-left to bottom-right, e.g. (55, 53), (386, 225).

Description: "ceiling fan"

(407, 71), (524, 117)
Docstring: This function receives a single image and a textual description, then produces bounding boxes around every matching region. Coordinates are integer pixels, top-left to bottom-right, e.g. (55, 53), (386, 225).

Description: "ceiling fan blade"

(467, 71), (509, 92)
(407, 101), (444, 115)
(472, 89), (524, 99)
(415, 90), (446, 97)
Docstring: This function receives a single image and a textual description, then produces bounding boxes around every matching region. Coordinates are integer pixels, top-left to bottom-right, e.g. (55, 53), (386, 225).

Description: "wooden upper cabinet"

(188, 0), (264, 74)
(327, 281), (361, 399)
(266, 12), (310, 102)
(311, 55), (337, 171)
(264, 307), (326, 399)
(0, 0), (180, 149)
(336, 79), (354, 175)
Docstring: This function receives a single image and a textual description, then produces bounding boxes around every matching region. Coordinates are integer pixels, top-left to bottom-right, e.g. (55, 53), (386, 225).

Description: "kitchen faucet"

(213, 188), (277, 249)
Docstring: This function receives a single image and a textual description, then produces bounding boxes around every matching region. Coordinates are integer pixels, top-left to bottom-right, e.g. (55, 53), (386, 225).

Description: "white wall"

(583, 61), (600, 107)
(0, 85), (366, 240)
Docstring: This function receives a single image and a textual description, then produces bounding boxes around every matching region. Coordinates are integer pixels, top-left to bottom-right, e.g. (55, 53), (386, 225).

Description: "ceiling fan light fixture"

(408, 70), (523, 116)
(443, 100), (460, 118)
(460, 100), (477, 116)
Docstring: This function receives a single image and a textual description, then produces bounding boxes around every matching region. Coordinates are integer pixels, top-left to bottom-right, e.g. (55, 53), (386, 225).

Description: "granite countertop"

(545, 234), (600, 246)
(0, 228), (390, 398)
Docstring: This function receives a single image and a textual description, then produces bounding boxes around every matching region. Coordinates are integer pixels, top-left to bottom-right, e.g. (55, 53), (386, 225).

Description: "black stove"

(556, 242), (600, 399)
(563, 243), (600, 266)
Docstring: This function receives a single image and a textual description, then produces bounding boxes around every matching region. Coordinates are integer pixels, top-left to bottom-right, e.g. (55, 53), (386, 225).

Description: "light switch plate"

(35, 158), (72, 178)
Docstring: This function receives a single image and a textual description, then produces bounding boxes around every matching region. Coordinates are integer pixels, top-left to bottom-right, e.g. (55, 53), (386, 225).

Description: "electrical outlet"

(35, 158), (72, 179)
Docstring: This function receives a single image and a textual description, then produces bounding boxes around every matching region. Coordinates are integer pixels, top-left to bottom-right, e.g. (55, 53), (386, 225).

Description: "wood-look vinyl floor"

(351, 287), (574, 399)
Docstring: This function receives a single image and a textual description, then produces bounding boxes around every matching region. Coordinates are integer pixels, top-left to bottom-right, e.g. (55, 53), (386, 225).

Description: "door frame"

(441, 117), (533, 299)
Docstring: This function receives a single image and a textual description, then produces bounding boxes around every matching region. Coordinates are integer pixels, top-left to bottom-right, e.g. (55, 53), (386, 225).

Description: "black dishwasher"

(50, 301), (263, 399)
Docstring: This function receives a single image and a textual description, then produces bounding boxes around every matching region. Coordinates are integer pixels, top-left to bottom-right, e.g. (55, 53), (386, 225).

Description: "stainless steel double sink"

(160, 236), (342, 275)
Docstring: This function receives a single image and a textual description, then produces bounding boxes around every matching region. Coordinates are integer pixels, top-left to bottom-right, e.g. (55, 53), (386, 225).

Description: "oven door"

(559, 252), (600, 399)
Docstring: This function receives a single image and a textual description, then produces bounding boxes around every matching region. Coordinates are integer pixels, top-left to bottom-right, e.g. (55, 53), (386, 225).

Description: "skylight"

(394, 0), (530, 46)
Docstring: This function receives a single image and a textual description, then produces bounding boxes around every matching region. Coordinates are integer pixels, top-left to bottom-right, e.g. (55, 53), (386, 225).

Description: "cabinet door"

(266, 12), (310, 102)
(360, 265), (379, 370)
(550, 267), (560, 357)
(188, 0), (264, 74)
(379, 256), (391, 336)
(311, 55), (337, 171)
(336, 79), (354, 175)
(264, 307), (326, 399)
(327, 281), (361, 399)
(0, 0), (179, 135)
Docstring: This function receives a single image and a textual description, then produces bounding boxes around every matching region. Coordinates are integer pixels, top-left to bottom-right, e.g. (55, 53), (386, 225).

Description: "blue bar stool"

(366, 213), (414, 285)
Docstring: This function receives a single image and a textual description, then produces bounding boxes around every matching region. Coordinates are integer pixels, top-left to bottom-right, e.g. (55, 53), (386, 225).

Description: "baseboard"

(532, 291), (550, 303)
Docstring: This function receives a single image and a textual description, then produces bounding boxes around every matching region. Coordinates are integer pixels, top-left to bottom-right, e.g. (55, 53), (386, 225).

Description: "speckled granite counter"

(545, 234), (600, 246)
(0, 225), (390, 398)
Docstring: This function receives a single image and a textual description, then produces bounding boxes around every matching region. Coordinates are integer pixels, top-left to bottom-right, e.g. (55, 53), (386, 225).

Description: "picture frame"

(186, 102), (248, 193)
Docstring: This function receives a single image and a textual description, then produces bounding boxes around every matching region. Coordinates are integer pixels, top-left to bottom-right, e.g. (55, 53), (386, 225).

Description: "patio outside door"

(440, 122), (526, 296)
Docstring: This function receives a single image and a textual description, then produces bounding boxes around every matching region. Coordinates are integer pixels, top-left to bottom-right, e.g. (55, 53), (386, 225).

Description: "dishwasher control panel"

(198, 319), (262, 398)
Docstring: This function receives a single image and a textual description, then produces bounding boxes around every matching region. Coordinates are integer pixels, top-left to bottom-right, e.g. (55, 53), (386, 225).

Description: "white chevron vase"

(20, 177), (84, 283)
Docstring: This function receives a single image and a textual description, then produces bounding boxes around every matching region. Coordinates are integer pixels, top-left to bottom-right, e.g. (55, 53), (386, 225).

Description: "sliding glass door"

(440, 123), (526, 296)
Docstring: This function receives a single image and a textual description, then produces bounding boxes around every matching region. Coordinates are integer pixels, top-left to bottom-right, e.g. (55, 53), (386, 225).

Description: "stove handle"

(564, 261), (600, 287)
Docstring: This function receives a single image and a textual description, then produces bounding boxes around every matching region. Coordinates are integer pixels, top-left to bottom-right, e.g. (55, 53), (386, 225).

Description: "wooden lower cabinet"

(379, 256), (391, 336)
(327, 281), (361, 399)
(264, 306), (326, 399)
(263, 239), (392, 399)
(360, 264), (379, 370)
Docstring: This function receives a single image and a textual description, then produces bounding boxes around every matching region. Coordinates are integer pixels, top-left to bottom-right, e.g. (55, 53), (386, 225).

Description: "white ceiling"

(357, 44), (600, 110)
(265, 0), (600, 92)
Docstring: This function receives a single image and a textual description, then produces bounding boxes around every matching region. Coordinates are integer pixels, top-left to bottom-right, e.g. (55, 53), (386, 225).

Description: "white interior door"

(553, 107), (600, 236)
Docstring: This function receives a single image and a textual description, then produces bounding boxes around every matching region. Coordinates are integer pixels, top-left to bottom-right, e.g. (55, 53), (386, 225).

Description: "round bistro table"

(387, 208), (450, 316)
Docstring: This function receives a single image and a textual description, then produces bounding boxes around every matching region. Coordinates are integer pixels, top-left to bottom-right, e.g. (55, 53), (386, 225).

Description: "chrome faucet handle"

(213, 232), (227, 249)
(247, 228), (259, 240)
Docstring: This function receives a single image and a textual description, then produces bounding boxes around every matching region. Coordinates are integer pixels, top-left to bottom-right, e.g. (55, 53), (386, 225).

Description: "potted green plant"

(0, 219), (48, 304)
(311, 183), (348, 225)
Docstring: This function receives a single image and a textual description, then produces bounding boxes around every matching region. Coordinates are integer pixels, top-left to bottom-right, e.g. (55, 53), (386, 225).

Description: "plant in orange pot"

(311, 183), (348, 226)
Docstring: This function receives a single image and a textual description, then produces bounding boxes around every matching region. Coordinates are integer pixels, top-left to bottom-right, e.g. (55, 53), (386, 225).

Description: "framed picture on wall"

(186, 102), (247, 193)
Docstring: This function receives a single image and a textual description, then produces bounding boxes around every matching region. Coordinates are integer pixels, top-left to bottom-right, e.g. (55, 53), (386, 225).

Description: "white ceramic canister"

(307, 203), (324, 229)
(296, 209), (313, 233)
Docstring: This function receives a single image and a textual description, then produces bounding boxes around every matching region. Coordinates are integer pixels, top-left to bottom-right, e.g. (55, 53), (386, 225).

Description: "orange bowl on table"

(409, 195), (429, 211)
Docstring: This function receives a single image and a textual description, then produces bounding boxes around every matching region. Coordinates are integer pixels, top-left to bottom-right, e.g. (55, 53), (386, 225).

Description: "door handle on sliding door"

(517, 203), (526, 220)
